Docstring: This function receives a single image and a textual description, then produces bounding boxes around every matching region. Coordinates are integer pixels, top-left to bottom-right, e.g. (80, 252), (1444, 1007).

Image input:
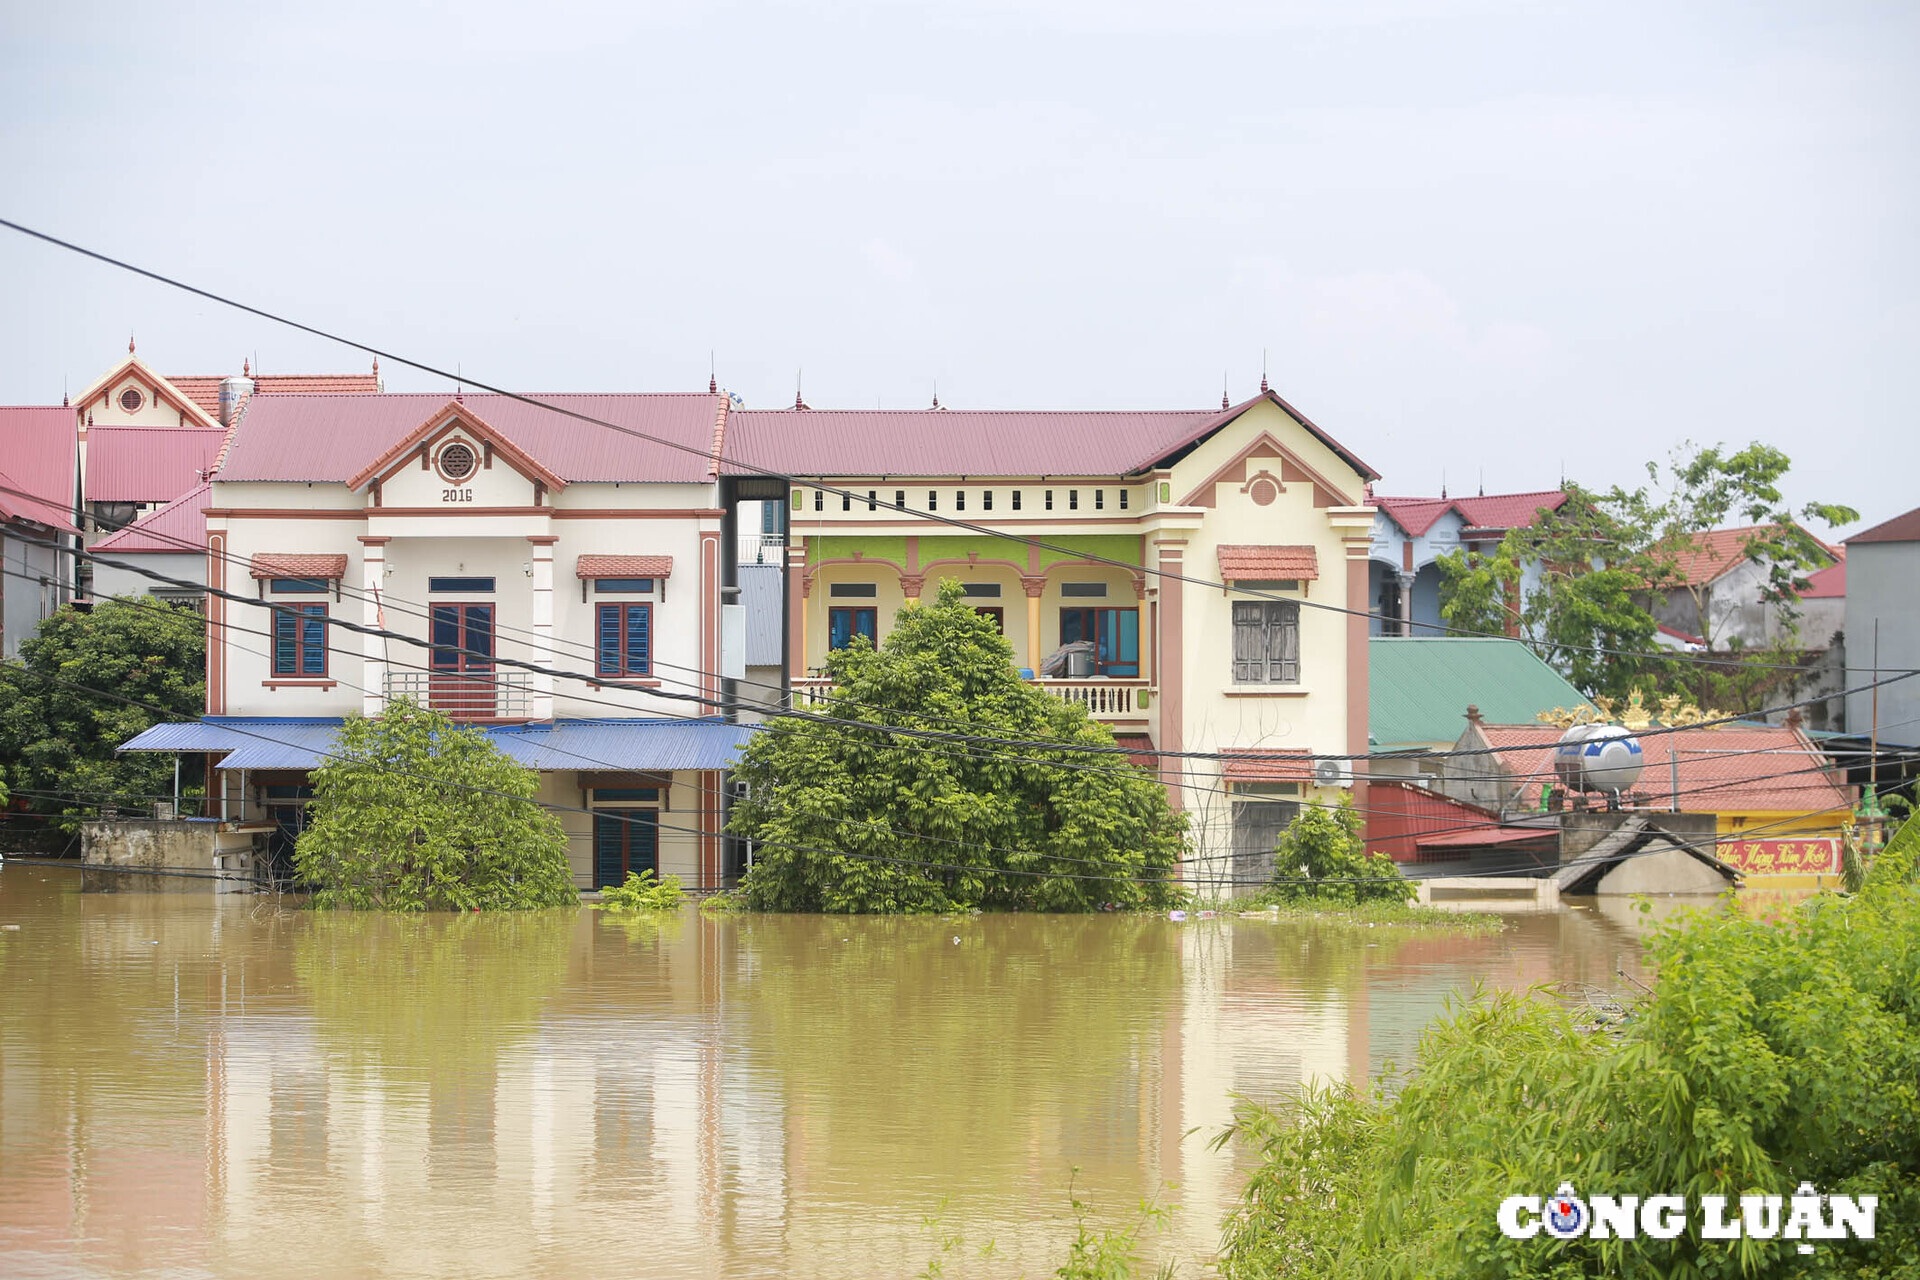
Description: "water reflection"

(0, 868), (1676, 1278)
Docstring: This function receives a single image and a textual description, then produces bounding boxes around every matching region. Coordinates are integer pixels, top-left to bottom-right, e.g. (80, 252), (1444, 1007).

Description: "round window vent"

(1249, 477), (1278, 507)
(439, 441), (477, 480)
(119, 387), (145, 413)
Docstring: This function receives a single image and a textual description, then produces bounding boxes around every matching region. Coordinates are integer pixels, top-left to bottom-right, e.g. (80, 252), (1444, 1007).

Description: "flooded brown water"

(0, 866), (1677, 1278)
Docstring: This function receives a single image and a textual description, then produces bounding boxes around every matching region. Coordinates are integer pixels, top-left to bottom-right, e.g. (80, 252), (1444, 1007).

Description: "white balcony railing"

(737, 532), (786, 565)
(384, 670), (535, 721)
(792, 675), (1149, 721)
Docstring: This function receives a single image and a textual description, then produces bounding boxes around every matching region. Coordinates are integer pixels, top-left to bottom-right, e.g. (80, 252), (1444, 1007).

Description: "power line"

(0, 215), (1882, 681)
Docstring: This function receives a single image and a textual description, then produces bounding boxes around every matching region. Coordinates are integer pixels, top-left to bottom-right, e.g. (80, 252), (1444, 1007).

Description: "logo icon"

(1543, 1183), (1587, 1239)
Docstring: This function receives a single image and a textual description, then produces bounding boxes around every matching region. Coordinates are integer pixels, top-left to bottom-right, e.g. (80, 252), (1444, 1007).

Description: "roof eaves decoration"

(1221, 748), (1315, 783)
(706, 393), (729, 479)
(577, 555), (674, 579)
(1175, 426), (1361, 509)
(1217, 544), (1321, 581)
(344, 399), (568, 493)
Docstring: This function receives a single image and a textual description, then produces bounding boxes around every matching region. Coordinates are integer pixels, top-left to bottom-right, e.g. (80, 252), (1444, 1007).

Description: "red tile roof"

(1801, 560), (1845, 599)
(0, 406), (79, 532)
(92, 482), (210, 554)
(576, 555), (674, 579)
(1216, 544), (1320, 580)
(1475, 723), (1852, 815)
(1373, 490), (1567, 538)
(722, 390), (1379, 482)
(1222, 748), (1315, 783)
(220, 393), (726, 485)
(1662, 525), (1840, 587)
(166, 373), (381, 418)
(1113, 733), (1158, 773)
(85, 426), (223, 503)
(1848, 504), (1920, 545)
(249, 553), (349, 580)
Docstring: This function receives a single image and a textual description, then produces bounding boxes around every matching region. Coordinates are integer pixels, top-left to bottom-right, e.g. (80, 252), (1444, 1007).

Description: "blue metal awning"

(120, 717), (750, 773)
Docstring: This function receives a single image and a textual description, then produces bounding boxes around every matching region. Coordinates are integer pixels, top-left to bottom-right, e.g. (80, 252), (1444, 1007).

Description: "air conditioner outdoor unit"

(1313, 759), (1349, 788)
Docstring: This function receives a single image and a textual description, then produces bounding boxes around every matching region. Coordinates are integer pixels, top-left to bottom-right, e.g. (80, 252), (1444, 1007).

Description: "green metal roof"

(1370, 638), (1593, 749)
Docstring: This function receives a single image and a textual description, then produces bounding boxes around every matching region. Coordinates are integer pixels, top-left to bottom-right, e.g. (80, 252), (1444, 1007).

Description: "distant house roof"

(92, 481), (210, 554)
(721, 390), (1379, 482)
(1370, 638), (1593, 748)
(219, 392), (728, 485)
(1801, 560), (1845, 599)
(1373, 489), (1566, 538)
(166, 371), (381, 419)
(85, 426), (224, 503)
(738, 564), (784, 667)
(1217, 544), (1320, 581)
(1847, 504), (1920, 546)
(0, 406), (79, 532)
(1470, 722), (1853, 815)
(1663, 524), (1840, 587)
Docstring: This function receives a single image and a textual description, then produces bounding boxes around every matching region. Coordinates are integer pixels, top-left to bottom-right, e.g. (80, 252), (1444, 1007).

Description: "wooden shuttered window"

(1231, 600), (1301, 684)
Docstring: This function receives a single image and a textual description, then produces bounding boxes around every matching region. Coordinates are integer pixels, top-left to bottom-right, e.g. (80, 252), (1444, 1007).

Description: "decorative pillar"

(1022, 576), (1046, 673)
(358, 537), (389, 718)
(900, 575), (925, 603)
(1153, 538), (1186, 812)
(787, 541), (809, 683)
(206, 528), (227, 714)
(1397, 570), (1416, 638)
(527, 536), (557, 720)
(1346, 536), (1373, 814)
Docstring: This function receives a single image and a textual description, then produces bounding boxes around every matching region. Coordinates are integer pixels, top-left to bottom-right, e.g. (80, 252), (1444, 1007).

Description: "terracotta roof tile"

(1373, 490), (1567, 538)
(1222, 749), (1315, 783)
(576, 555), (674, 579)
(1217, 544), (1319, 580)
(1663, 525), (1840, 587)
(166, 373), (382, 418)
(250, 553), (349, 580)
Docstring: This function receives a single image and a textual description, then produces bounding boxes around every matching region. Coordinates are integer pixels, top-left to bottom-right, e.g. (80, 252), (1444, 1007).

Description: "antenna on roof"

(709, 350), (717, 395)
(1478, 468), (1484, 497)
(1222, 371), (1229, 411)
(1260, 349), (1268, 393)
(456, 363), (464, 402)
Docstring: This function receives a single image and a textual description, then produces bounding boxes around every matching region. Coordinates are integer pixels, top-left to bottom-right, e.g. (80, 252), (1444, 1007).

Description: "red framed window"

(597, 603), (652, 677)
(272, 604), (328, 676)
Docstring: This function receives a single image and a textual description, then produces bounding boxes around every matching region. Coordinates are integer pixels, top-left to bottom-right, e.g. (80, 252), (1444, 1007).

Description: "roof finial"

(456, 362), (464, 403)
(1478, 468), (1484, 498)
(242, 356), (250, 377)
(62, 377), (68, 408)
(931, 379), (940, 410)
(371, 354), (379, 379)
(1440, 468), (1447, 501)
(709, 350), (717, 395)
(128, 333), (136, 355)
(793, 369), (807, 411)
(1221, 370), (1229, 410)
(1260, 348), (1268, 393)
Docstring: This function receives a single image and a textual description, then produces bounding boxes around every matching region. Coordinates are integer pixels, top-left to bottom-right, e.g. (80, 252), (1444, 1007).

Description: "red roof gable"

(0, 406), (78, 532)
(722, 391), (1378, 482)
(1475, 723), (1852, 815)
(1848, 504), (1920, 546)
(1801, 560), (1845, 599)
(1373, 490), (1567, 538)
(85, 426), (224, 504)
(92, 481), (210, 554)
(220, 392), (727, 485)
(1663, 525), (1839, 587)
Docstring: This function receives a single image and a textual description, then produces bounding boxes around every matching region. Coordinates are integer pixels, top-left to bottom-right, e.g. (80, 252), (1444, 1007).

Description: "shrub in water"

(598, 868), (684, 912)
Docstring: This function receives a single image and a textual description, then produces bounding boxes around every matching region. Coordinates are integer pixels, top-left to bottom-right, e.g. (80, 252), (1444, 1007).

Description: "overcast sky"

(2, 1), (1913, 531)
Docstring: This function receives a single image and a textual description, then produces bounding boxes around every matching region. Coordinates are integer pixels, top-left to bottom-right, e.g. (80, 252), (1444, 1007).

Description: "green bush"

(597, 868), (684, 912)
(1259, 795), (1412, 906)
(294, 698), (579, 911)
(728, 579), (1186, 913)
(1213, 824), (1920, 1278)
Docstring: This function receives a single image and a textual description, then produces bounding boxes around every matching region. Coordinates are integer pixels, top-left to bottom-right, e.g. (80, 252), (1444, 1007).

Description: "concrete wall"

(2, 526), (68, 658)
(1845, 540), (1920, 748)
(79, 818), (265, 891)
(91, 550), (205, 601)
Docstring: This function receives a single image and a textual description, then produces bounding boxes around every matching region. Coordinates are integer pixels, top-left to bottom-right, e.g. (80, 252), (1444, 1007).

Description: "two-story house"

(723, 389), (1380, 890)
(123, 389), (751, 890)
(1367, 489), (1568, 637)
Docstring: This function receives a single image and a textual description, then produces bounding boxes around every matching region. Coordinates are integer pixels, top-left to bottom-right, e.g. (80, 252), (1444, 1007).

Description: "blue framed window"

(430, 604), (494, 671)
(269, 577), (327, 594)
(828, 607), (877, 651)
(594, 810), (658, 889)
(272, 604), (329, 676)
(597, 603), (652, 677)
(593, 578), (655, 593)
(1060, 607), (1139, 677)
(592, 788), (660, 803)
(428, 576), (495, 593)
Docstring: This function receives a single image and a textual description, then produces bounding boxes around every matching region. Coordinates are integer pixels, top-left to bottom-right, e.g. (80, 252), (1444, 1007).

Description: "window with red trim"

(597, 603), (652, 677)
(272, 604), (328, 676)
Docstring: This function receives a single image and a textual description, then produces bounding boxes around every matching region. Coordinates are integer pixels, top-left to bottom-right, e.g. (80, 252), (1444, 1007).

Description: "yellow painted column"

(1023, 580), (1044, 670)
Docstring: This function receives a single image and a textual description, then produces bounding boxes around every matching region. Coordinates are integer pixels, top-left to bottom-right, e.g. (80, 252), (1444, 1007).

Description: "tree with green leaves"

(1438, 442), (1856, 704)
(727, 579), (1187, 913)
(293, 698), (579, 910)
(1259, 795), (1412, 906)
(0, 598), (205, 827)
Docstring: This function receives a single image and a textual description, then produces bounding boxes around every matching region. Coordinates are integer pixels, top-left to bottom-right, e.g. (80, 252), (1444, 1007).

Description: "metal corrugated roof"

(219, 392), (725, 485)
(93, 481), (211, 553)
(121, 716), (752, 772)
(738, 564), (784, 667)
(722, 390), (1379, 481)
(0, 406), (78, 531)
(85, 426), (223, 503)
(1370, 638), (1593, 748)
(1848, 504), (1920, 545)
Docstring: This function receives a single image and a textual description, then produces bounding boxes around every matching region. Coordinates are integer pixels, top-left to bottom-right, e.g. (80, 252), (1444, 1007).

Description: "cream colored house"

(123, 389), (749, 891)
(724, 389), (1380, 891)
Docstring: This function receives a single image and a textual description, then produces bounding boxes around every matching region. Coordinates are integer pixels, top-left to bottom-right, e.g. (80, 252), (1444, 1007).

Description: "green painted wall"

(808, 533), (1143, 570)
(811, 536), (911, 567)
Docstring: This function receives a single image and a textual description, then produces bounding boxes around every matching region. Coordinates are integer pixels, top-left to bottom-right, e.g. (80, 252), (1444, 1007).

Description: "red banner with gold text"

(1718, 837), (1841, 876)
